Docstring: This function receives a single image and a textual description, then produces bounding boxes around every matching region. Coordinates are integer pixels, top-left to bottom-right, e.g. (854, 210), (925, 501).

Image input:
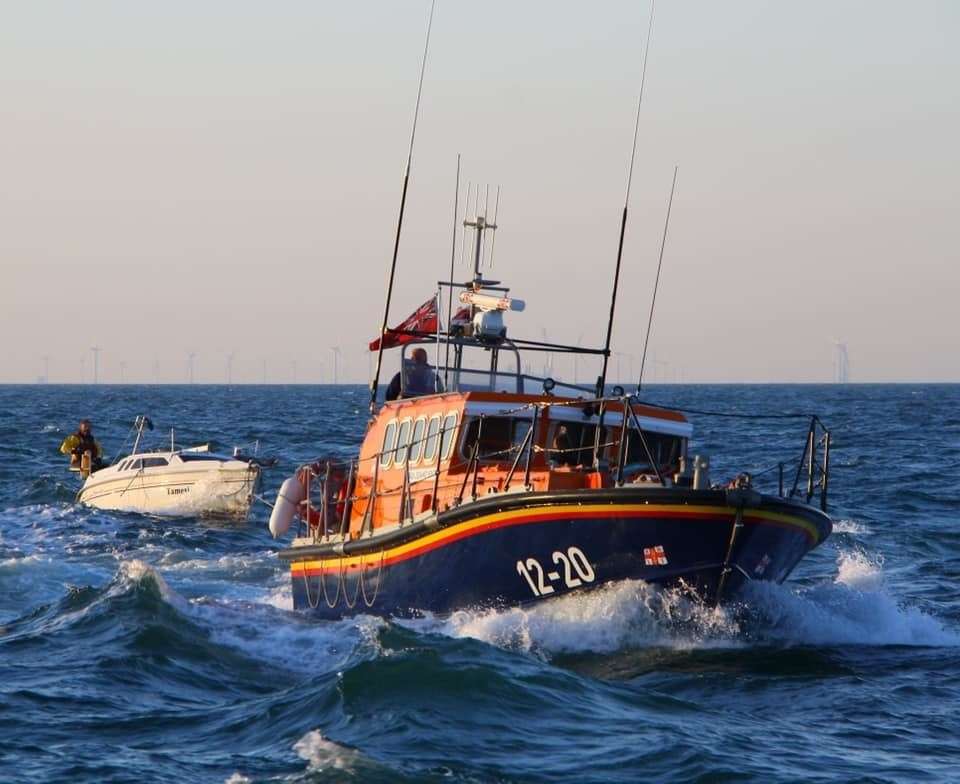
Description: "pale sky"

(1, 1), (957, 384)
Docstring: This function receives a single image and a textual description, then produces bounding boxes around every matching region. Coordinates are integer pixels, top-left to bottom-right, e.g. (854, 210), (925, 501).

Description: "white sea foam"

(223, 774), (252, 784)
(406, 580), (742, 657)
(746, 550), (960, 648)
(293, 730), (361, 773)
(402, 549), (960, 656)
(832, 518), (872, 535)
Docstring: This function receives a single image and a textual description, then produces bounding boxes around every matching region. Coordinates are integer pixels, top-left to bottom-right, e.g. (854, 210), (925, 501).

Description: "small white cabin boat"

(76, 417), (261, 519)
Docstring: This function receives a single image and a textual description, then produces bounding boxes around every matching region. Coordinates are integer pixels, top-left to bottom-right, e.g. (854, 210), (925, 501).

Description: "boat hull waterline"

(78, 466), (260, 518)
(280, 488), (832, 618)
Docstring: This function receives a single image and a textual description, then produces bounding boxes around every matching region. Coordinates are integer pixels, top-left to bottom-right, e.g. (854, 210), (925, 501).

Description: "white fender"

(269, 476), (306, 538)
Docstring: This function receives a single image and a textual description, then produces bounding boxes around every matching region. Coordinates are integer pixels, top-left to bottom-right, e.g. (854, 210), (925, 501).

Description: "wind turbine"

(226, 352), (235, 385)
(152, 358), (160, 385)
(90, 347), (101, 385)
(331, 347), (342, 385)
(187, 352), (196, 384)
(831, 339), (849, 383)
(41, 355), (50, 384)
(119, 360), (127, 384)
(291, 360), (298, 384)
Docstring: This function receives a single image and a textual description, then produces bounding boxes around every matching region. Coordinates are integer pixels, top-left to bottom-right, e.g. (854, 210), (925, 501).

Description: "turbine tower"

(41, 355), (50, 384)
(90, 347), (101, 385)
(331, 347), (342, 385)
(226, 352), (235, 385)
(832, 340), (850, 384)
(119, 360), (127, 384)
(187, 352), (196, 384)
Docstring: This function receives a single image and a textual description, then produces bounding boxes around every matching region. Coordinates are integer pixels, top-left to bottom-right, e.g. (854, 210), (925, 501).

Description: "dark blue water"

(2, 384), (958, 783)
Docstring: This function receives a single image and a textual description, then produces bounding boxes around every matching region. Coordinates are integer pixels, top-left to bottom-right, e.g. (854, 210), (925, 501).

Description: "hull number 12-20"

(516, 547), (595, 597)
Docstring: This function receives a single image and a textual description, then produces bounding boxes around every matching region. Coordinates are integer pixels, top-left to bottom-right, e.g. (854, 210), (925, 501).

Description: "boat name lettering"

(167, 487), (190, 496)
(516, 546), (595, 597)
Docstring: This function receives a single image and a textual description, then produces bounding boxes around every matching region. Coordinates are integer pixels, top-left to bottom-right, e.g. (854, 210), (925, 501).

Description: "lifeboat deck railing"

(295, 396), (833, 543)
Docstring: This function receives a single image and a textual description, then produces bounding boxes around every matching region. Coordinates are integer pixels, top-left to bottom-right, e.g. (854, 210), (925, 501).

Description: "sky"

(1, 1), (957, 384)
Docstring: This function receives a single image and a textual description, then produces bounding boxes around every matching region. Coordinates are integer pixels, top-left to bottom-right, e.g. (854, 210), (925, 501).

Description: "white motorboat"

(75, 417), (262, 519)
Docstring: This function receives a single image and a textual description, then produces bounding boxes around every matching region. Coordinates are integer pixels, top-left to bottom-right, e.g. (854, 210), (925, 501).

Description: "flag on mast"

(368, 297), (470, 352)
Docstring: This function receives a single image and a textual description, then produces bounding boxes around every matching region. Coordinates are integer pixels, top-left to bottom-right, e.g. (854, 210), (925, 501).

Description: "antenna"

(637, 164), (678, 391)
(598, 0), (656, 394)
(90, 347), (101, 385)
(369, 0), (437, 415)
(463, 193), (498, 287)
(443, 154), (461, 390)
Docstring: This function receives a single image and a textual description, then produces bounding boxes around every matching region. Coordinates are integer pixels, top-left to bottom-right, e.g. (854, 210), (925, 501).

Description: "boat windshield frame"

(397, 337), (596, 398)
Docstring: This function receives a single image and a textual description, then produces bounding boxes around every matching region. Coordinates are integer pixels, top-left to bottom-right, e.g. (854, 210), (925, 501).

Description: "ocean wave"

(398, 549), (959, 659)
(404, 580), (741, 657)
(831, 518), (872, 535)
(743, 550), (960, 648)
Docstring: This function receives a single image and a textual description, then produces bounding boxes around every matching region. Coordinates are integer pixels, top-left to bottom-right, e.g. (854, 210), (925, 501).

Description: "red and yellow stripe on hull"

(289, 502), (821, 577)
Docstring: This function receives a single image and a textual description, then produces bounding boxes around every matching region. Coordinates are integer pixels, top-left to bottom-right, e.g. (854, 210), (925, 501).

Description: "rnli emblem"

(643, 546), (668, 566)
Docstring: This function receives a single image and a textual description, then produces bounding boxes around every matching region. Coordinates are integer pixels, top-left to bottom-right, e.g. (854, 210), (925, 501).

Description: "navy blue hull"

(282, 489), (831, 619)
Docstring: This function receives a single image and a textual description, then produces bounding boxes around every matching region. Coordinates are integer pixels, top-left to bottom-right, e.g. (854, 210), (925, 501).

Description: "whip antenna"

(638, 164), (678, 391)
(369, 0), (437, 415)
(444, 154), (461, 389)
(598, 0), (656, 394)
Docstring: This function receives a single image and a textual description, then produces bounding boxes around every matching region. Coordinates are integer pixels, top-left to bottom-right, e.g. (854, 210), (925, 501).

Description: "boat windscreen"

(178, 453), (227, 462)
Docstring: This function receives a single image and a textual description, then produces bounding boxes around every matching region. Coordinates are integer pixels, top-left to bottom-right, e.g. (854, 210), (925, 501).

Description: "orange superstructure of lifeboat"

(269, 211), (833, 618)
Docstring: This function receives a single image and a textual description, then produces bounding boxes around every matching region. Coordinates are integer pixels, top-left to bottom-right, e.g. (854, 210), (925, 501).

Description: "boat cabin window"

(178, 453), (224, 462)
(408, 417), (427, 464)
(423, 415), (441, 463)
(380, 421), (398, 468)
(462, 416), (532, 461)
(128, 458), (143, 471)
(547, 422), (606, 467)
(394, 419), (413, 465)
(440, 413), (458, 461)
(623, 429), (685, 473)
(141, 457), (169, 468)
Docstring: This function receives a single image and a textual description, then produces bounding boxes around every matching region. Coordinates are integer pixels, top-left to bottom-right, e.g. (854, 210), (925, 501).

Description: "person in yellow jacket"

(60, 419), (105, 471)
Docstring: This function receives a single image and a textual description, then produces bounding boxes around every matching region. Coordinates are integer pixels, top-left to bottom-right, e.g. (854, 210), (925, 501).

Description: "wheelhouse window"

(179, 453), (224, 462)
(547, 421), (606, 467)
(141, 457), (169, 468)
(394, 419), (413, 465)
(128, 459), (143, 471)
(440, 413), (458, 461)
(423, 415), (441, 463)
(623, 429), (684, 473)
(409, 417), (427, 464)
(462, 416), (532, 461)
(380, 421), (397, 468)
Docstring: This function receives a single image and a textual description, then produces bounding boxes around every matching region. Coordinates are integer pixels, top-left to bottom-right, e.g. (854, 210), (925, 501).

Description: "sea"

(1, 383), (958, 783)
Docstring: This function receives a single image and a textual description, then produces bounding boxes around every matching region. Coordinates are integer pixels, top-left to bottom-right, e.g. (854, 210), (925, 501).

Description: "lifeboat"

(272, 213), (833, 618)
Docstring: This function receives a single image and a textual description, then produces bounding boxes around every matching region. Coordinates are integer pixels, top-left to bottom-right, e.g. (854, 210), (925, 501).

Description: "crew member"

(385, 347), (440, 401)
(60, 419), (105, 472)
